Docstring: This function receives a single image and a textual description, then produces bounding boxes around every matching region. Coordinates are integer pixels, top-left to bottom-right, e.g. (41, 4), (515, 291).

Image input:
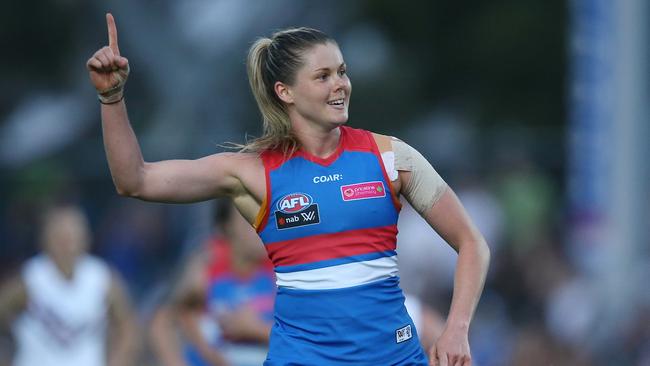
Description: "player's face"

(43, 210), (89, 265)
(287, 42), (351, 128)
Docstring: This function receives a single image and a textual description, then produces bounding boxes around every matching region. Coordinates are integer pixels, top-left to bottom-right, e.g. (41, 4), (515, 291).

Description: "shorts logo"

(340, 181), (386, 201)
(275, 193), (320, 230)
(395, 324), (412, 343)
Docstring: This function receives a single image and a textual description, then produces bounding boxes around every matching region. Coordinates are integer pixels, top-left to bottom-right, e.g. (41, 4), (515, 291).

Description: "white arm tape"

(391, 138), (447, 215)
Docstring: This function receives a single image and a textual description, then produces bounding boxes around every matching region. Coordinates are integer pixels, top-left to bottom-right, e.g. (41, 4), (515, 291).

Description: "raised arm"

(86, 14), (256, 205)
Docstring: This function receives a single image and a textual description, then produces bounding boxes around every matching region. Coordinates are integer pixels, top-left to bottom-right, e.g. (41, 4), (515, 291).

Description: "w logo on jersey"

(301, 210), (316, 221)
(277, 193), (313, 213)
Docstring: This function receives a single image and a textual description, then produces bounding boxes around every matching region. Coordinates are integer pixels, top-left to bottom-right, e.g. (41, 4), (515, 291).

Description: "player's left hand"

(428, 325), (471, 366)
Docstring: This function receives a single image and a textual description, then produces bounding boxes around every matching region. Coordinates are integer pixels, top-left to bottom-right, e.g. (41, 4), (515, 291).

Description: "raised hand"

(86, 13), (130, 104)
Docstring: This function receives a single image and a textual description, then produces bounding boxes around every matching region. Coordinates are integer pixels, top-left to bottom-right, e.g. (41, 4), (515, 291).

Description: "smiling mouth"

(327, 98), (345, 107)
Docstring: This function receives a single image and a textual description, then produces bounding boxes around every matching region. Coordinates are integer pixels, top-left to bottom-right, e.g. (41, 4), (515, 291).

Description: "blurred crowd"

(1, 1), (648, 365)
(1, 129), (648, 366)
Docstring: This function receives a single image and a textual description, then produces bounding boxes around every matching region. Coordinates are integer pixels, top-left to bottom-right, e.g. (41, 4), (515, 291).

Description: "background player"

(0, 203), (139, 366)
(149, 200), (275, 366)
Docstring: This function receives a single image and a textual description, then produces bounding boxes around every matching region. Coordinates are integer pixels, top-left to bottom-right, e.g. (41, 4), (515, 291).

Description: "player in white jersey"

(0, 204), (139, 366)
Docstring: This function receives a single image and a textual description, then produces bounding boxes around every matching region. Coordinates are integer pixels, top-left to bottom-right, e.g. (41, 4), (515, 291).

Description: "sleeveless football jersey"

(12, 254), (111, 366)
(256, 126), (428, 365)
(184, 237), (275, 366)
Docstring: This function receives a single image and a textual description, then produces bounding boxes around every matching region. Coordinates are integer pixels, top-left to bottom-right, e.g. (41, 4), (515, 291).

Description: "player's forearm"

(179, 311), (230, 366)
(101, 101), (146, 196)
(446, 238), (490, 330)
(0, 278), (27, 328)
(195, 343), (230, 366)
(108, 320), (139, 366)
(248, 323), (271, 344)
(150, 307), (189, 366)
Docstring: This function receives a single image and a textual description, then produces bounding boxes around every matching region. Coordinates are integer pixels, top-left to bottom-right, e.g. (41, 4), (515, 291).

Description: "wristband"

(98, 94), (124, 105)
(97, 64), (129, 105)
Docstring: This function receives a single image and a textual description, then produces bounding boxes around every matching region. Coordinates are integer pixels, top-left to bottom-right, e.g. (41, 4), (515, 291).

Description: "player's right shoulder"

(217, 151), (265, 185)
(198, 151), (263, 187)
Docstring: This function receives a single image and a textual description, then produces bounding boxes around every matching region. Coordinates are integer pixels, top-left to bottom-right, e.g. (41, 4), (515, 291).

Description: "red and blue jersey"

(205, 238), (275, 322)
(184, 238), (275, 366)
(256, 126), (427, 365)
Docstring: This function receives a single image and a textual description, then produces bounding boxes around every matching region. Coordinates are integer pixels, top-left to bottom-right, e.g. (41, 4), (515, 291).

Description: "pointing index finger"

(106, 13), (120, 55)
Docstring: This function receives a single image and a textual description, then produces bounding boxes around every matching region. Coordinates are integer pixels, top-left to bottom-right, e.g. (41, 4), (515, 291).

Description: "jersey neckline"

(294, 126), (347, 167)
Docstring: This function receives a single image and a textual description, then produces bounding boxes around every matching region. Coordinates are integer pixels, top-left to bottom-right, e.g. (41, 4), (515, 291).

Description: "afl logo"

(277, 193), (313, 213)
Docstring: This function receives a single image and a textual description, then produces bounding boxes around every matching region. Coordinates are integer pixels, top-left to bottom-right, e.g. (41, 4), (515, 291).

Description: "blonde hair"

(238, 27), (334, 155)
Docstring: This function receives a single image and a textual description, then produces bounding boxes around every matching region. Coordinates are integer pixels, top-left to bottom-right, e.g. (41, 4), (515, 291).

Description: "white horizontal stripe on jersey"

(275, 255), (399, 290)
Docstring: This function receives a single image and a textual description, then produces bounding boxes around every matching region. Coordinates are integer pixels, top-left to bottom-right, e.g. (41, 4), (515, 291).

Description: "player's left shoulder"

(369, 131), (395, 154)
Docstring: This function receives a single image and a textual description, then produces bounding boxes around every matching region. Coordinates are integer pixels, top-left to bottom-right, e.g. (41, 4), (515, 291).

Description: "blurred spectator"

(397, 201), (456, 298)
(149, 201), (275, 366)
(95, 200), (173, 299)
(468, 290), (516, 366)
(403, 292), (446, 356)
(509, 324), (592, 366)
(0, 204), (138, 366)
(494, 153), (556, 255)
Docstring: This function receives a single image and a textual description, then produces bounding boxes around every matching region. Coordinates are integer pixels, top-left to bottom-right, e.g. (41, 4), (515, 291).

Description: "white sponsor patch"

(381, 151), (398, 181)
(396, 324), (412, 343)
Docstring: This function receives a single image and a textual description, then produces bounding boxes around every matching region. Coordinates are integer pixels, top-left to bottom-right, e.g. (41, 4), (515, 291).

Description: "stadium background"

(0, 0), (648, 365)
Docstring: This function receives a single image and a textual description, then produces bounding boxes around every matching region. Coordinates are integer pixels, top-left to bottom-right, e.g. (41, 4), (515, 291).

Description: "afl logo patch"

(275, 193), (321, 230)
(277, 193), (312, 214)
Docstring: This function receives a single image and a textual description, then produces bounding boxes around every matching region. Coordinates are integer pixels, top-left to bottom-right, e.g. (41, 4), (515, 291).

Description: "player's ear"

(275, 81), (293, 104)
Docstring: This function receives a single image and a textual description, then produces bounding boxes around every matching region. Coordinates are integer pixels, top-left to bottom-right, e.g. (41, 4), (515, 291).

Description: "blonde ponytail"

(235, 28), (333, 156)
(241, 37), (298, 155)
